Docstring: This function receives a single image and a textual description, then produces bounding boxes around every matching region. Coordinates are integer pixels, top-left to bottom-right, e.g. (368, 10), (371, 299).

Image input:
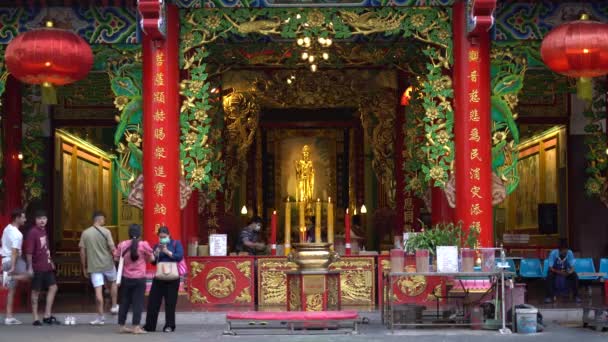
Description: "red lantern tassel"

(41, 83), (57, 105)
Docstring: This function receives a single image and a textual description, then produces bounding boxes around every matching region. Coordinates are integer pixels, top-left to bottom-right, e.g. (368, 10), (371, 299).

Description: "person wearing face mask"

(544, 239), (580, 304)
(235, 216), (266, 255)
(143, 226), (183, 333)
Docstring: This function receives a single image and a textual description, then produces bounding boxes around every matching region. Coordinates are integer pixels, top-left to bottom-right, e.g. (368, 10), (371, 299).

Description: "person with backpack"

(113, 224), (153, 334)
(79, 211), (118, 325)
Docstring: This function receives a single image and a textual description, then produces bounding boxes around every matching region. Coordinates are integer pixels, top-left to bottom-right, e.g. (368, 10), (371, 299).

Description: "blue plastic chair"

(542, 259), (550, 278)
(599, 258), (608, 281)
(519, 258), (543, 278)
(573, 258), (598, 281)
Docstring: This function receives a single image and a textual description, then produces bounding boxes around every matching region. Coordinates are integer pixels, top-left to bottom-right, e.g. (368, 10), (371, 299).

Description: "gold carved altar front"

(257, 256), (375, 308)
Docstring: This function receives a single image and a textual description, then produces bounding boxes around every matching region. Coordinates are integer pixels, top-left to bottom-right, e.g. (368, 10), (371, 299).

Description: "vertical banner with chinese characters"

(454, 2), (493, 247)
(462, 43), (493, 247)
(142, 5), (181, 242)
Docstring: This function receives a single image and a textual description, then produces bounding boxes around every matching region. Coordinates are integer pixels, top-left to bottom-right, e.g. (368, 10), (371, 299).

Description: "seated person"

(544, 239), (580, 303)
(235, 216), (266, 255)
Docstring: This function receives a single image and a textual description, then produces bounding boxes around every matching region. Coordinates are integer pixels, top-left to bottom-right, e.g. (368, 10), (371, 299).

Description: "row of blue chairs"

(518, 257), (608, 280)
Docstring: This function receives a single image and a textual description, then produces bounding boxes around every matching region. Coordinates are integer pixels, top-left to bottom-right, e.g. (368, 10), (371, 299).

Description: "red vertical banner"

(464, 43), (493, 247)
(142, 5), (181, 243)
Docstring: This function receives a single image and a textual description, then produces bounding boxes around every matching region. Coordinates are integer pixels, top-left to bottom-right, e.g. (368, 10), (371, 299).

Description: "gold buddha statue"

(295, 145), (315, 203)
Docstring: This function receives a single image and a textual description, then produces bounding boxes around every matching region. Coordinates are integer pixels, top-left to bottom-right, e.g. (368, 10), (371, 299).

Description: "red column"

(181, 190), (199, 249)
(2, 76), (23, 219)
(142, 4), (181, 243)
(431, 187), (454, 225)
(395, 76), (406, 235)
(453, 2), (494, 247)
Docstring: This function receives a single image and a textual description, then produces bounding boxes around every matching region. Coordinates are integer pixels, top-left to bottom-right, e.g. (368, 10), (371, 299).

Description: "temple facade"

(0, 0), (607, 308)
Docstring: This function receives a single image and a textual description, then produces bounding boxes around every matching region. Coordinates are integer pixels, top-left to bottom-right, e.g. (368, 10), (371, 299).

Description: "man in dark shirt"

(235, 216), (266, 255)
(24, 210), (59, 326)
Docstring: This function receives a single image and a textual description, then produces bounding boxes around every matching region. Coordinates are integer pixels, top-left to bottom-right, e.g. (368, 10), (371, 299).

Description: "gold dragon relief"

(260, 271), (288, 305)
(305, 294), (323, 312)
(340, 269), (373, 305)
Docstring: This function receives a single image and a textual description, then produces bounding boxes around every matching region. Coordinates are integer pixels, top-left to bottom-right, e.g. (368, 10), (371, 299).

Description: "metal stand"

(498, 267), (512, 334)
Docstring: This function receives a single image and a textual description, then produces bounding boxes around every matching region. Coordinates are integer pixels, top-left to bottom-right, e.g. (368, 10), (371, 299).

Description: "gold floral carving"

(235, 287), (252, 303)
(359, 94), (397, 207)
(397, 275), (427, 297)
(190, 261), (205, 279)
(288, 276), (301, 311)
(305, 294), (323, 312)
(223, 92), (260, 211)
(206, 267), (236, 298)
(235, 261), (252, 279)
(190, 287), (209, 304)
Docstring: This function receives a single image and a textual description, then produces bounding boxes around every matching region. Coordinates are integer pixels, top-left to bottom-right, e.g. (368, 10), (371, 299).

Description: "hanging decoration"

(540, 14), (608, 102)
(4, 21), (93, 104)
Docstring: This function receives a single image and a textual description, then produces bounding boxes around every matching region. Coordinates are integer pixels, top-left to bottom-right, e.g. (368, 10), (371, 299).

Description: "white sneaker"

(90, 317), (105, 325)
(4, 317), (22, 325)
(110, 305), (119, 315)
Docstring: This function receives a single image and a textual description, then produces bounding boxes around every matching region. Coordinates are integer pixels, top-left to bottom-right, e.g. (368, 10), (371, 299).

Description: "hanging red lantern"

(541, 14), (608, 101)
(4, 22), (93, 103)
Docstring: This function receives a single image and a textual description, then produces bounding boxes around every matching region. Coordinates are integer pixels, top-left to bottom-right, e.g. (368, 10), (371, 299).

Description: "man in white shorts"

(79, 211), (118, 325)
(1, 209), (30, 325)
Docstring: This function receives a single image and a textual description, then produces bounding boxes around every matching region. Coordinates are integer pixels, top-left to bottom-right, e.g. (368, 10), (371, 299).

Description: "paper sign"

(436, 246), (459, 273)
(209, 234), (227, 256)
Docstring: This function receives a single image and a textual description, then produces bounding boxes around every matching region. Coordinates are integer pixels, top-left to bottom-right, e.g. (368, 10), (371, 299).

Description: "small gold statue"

(295, 145), (315, 203)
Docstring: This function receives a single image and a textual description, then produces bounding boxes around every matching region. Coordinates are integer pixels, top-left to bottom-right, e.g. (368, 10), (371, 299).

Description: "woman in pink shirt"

(113, 224), (153, 334)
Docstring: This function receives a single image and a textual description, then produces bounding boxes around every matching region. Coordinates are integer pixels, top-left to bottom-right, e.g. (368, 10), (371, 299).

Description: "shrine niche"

(221, 69), (397, 218)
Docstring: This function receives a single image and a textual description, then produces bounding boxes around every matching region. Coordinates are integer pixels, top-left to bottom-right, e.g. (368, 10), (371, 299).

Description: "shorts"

(32, 271), (57, 291)
(2, 258), (27, 289)
(90, 267), (117, 288)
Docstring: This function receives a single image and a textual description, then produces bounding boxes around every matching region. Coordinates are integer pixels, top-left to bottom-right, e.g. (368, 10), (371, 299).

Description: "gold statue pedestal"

(286, 243), (341, 311)
(286, 270), (341, 311)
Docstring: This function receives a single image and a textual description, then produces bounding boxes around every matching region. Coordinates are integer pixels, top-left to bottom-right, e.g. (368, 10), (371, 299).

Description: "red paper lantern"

(541, 15), (608, 78)
(5, 26), (93, 87)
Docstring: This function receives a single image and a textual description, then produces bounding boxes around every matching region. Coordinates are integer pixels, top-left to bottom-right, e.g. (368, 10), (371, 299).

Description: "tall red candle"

(345, 208), (351, 255)
(270, 210), (277, 256)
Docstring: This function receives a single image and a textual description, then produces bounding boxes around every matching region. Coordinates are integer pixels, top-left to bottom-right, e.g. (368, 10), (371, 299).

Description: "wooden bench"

(224, 310), (359, 335)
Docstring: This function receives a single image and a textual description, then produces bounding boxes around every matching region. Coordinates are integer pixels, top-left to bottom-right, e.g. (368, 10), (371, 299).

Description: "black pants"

(144, 278), (180, 331)
(546, 271), (579, 298)
(118, 277), (146, 326)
